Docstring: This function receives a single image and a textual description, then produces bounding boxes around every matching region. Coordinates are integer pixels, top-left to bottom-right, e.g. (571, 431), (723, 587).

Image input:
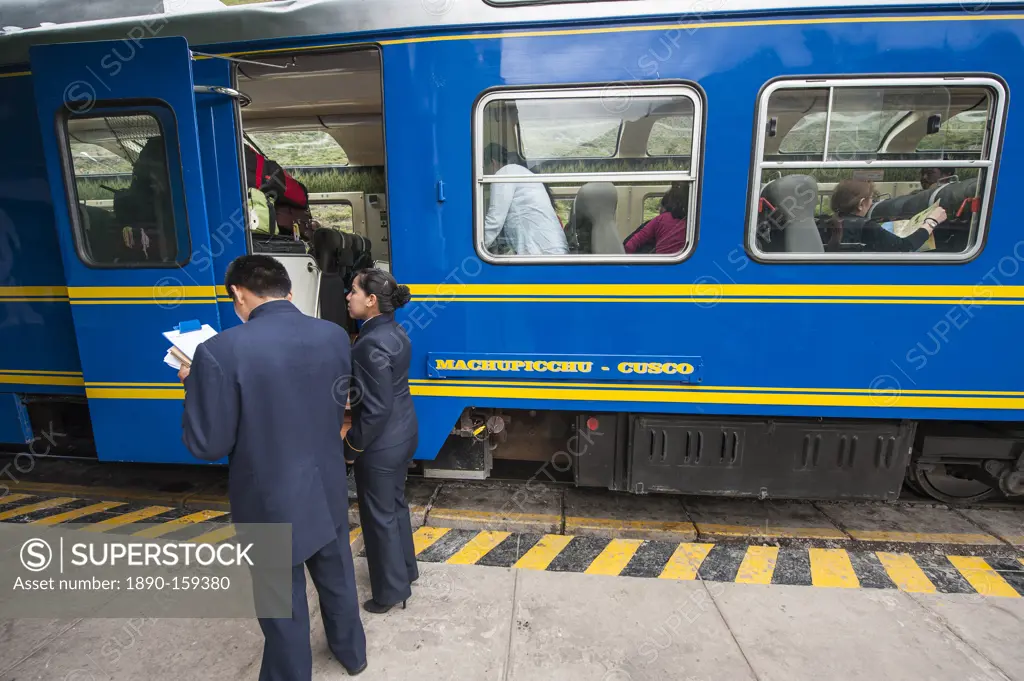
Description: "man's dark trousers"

(257, 524), (366, 681)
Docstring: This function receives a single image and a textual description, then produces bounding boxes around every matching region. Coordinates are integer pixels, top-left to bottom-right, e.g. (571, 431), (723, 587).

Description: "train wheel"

(902, 473), (928, 498)
(909, 463), (998, 505)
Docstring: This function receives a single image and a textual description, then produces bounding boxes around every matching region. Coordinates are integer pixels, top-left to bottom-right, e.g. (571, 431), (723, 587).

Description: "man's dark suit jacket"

(343, 312), (417, 459)
(181, 299), (352, 564)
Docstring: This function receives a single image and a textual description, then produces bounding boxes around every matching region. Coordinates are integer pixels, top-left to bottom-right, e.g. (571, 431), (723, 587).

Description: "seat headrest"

(312, 227), (345, 272)
(575, 183), (616, 219)
(574, 182), (624, 255)
(761, 174), (818, 224)
(760, 174), (823, 253)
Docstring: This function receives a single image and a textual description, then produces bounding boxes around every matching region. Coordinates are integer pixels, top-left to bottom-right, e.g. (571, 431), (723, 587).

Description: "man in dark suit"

(179, 254), (367, 680)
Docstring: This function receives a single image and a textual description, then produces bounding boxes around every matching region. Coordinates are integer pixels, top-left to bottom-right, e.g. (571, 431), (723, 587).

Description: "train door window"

(749, 77), (1006, 261)
(474, 84), (703, 263)
(63, 107), (190, 267)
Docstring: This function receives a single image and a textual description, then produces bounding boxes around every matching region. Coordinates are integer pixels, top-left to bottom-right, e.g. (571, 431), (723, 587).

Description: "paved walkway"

(3, 556), (1023, 681)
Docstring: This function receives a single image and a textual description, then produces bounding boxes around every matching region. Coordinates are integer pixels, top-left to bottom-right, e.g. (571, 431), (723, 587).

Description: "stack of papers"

(879, 201), (939, 252)
(163, 324), (218, 370)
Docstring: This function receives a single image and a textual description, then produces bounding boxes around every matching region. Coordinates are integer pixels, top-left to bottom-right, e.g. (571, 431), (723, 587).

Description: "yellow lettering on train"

(617, 362), (695, 375)
(439, 358), (620, 375)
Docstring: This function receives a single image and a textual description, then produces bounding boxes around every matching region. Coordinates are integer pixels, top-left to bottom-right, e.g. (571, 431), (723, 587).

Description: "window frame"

(473, 82), (705, 265)
(58, 99), (192, 269)
(745, 75), (1007, 264)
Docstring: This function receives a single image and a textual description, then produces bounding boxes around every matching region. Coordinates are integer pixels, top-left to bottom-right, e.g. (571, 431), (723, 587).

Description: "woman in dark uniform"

(344, 268), (419, 614)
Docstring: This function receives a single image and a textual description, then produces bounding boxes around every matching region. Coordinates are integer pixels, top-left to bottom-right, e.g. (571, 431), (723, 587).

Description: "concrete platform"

(563, 488), (696, 542)
(683, 497), (849, 543)
(426, 481), (562, 533)
(312, 563), (515, 680)
(815, 502), (1006, 547)
(8, 615), (263, 681)
(711, 583), (1015, 681)
(909, 591), (1024, 680)
(4, 557), (1022, 680)
(959, 508), (1024, 547)
(508, 569), (756, 681)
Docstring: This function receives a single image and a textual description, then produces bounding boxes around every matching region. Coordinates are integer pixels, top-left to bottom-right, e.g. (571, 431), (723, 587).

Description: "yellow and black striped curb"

(399, 526), (1024, 599)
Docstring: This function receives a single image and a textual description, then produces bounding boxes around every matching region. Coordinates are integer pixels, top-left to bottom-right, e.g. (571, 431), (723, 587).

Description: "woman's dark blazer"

(344, 312), (417, 459)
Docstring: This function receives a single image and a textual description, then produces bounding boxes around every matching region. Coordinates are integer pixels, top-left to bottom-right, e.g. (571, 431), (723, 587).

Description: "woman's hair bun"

(390, 284), (412, 309)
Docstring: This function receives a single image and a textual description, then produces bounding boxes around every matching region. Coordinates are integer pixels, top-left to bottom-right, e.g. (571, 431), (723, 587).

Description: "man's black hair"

(224, 254), (291, 299)
(483, 142), (526, 168)
(483, 142), (508, 168)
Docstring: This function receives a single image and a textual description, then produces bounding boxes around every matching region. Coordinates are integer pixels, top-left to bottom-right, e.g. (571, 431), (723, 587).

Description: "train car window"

(647, 116), (694, 157)
(749, 77), (1005, 262)
(247, 131), (349, 166)
(916, 110), (988, 154)
(475, 84), (703, 263)
(63, 107), (190, 267)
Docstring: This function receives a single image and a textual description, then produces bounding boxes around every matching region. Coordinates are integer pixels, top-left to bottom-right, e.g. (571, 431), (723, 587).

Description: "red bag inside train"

(243, 142), (309, 209)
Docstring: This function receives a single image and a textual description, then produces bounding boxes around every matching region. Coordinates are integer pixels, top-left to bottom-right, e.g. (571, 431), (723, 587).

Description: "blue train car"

(1, 0), (1023, 504)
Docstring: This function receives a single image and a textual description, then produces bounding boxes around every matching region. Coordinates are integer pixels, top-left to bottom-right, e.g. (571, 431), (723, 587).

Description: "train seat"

(349, 233), (373, 277)
(78, 203), (127, 263)
(868, 177), (979, 222)
(574, 182), (624, 255)
(759, 174), (823, 253)
(310, 227), (349, 329)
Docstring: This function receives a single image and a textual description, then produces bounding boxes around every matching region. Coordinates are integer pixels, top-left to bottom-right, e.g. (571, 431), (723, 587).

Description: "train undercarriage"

(428, 408), (1024, 506)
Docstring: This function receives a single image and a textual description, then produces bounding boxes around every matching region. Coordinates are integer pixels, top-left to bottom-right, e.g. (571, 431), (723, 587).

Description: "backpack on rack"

(243, 143), (309, 209)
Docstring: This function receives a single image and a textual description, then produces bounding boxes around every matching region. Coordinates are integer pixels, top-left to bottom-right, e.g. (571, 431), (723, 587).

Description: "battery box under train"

(575, 414), (916, 501)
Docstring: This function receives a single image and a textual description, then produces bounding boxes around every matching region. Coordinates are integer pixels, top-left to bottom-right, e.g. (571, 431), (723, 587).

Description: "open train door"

(29, 36), (233, 464)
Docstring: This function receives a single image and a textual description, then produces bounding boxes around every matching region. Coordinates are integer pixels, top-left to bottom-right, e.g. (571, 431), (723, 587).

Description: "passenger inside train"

(754, 81), (996, 257)
(477, 85), (698, 259)
(622, 182), (689, 255)
(481, 142), (569, 256)
(820, 178), (947, 252)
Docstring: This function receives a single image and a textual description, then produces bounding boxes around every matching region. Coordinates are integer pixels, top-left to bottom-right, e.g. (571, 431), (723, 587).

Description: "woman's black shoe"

(362, 598), (406, 614)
